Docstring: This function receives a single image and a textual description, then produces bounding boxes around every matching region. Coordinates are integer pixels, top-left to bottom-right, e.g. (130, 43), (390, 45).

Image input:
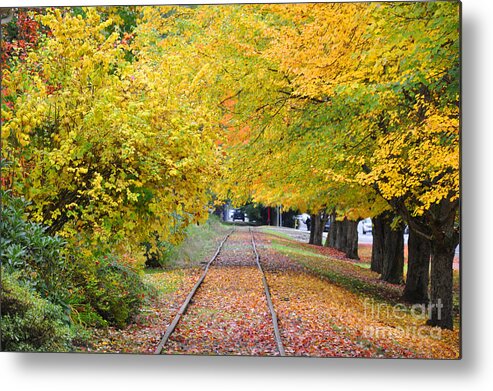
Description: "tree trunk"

(428, 238), (456, 330)
(331, 220), (340, 248)
(361, 162), (460, 330)
(311, 212), (326, 246)
(380, 213), (404, 284)
(335, 218), (347, 251)
(308, 213), (315, 244)
(325, 212), (336, 247)
(345, 220), (359, 260)
(402, 228), (431, 304)
(371, 214), (385, 274)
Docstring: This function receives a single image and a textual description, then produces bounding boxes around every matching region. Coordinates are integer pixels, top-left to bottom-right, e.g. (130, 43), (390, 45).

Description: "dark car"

(323, 220), (331, 232)
(232, 210), (245, 222)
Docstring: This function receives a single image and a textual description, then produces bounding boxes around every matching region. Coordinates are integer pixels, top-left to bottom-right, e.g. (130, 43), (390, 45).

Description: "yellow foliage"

(3, 7), (224, 251)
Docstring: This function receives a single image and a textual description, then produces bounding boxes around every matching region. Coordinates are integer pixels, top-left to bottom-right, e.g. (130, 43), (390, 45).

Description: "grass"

(269, 238), (402, 302)
(271, 242), (326, 259)
(258, 227), (294, 240)
(142, 216), (231, 294)
(144, 269), (186, 294)
(160, 215), (231, 268)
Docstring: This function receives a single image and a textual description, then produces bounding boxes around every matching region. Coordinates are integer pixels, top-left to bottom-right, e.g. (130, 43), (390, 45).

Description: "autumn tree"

(1, 7), (224, 255)
(354, 2), (460, 327)
(2, 3), (459, 330)
(209, 2), (459, 327)
(190, 4), (375, 256)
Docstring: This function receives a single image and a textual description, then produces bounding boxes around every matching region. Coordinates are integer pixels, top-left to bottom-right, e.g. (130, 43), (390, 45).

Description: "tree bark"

(335, 218), (347, 251)
(331, 220), (340, 248)
(428, 236), (456, 330)
(361, 160), (460, 329)
(380, 213), (404, 284)
(371, 214), (384, 274)
(311, 212), (326, 246)
(325, 212), (336, 247)
(308, 213), (316, 244)
(402, 227), (431, 304)
(345, 220), (359, 260)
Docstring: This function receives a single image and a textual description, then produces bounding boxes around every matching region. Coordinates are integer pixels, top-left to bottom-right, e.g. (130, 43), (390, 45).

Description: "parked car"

(232, 209), (245, 222)
(360, 218), (372, 234)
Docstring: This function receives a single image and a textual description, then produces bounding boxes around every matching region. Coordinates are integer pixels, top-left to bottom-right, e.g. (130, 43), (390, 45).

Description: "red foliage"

(1, 10), (42, 65)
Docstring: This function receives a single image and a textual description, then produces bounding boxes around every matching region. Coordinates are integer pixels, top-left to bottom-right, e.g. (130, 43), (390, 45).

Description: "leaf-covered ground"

(81, 227), (460, 358)
(163, 267), (279, 356)
(163, 231), (279, 356)
(254, 233), (460, 358)
(75, 268), (202, 353)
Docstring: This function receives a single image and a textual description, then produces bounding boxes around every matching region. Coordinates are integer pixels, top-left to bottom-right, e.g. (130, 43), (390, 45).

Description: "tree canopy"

(1, 3), (460, 329)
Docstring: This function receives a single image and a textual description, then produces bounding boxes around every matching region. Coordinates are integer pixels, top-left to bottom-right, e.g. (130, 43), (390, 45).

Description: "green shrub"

(68, 254), (150, 328)
(143, 236), (175, 268)
(69, 323), (93, 347)
(65, 292), (108, 328)
(94, 260), (148, 328)
(0, 189), (151, 333)
(0, 190), (72, 351)
(0, 189), (68, 309)
(1, 271), (72, 352)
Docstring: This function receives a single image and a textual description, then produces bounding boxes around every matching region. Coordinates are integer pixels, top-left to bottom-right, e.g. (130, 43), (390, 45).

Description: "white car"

(359, 218), (372, 234)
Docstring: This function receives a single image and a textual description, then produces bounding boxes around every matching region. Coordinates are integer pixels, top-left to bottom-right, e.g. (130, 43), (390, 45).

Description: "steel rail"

(250, 228), (286, 356)
(154, 228), (234, 354)
(154, 226), (286, 356)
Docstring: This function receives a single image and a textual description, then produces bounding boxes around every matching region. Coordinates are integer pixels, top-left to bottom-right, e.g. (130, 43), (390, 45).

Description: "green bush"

(0, 189), (68, 310)
(1, 271), (72, 352)
(68, 254), (150, 329)
(0, 190), (72, 351)
(65, 291), (108, 328)
(0, 189), (151, 335)
(143, 236), (175, 268)
(94, 260), (149, 328)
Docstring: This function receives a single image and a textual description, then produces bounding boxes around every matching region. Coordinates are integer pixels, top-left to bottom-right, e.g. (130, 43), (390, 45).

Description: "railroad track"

(154, 226), (285, 356)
